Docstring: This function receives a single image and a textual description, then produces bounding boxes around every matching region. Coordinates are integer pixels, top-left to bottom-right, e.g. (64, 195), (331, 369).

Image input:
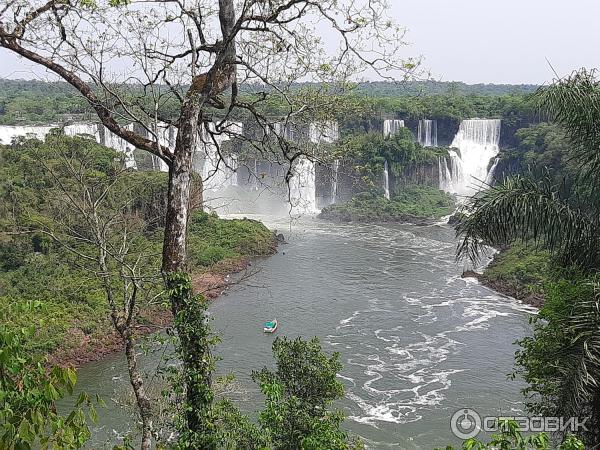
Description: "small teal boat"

(263, 319), (278, 333)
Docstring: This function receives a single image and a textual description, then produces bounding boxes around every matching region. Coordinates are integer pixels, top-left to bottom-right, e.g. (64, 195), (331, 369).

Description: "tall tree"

(0, 1), (416, 446)
(34, 135), (160, 449)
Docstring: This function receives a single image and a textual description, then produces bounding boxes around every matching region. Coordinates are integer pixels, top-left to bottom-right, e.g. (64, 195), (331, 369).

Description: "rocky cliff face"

(392, 163), (440, 190)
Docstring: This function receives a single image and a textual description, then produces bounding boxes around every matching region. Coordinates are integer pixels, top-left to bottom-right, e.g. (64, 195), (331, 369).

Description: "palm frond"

(556, 289), (600, 417)
(456, 174), (600, 270)
(535, 68), (600, 182)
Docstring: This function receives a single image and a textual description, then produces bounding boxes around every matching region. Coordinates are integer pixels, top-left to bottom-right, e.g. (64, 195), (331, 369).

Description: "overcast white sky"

(1, 0), (598, 84)
(388, 0), (600, 84)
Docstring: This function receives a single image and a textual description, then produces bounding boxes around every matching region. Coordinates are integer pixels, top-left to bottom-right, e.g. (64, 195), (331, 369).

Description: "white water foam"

(288, 121), (339, 214)
(440, 119), (501, 197)
(383, 160), (390, 200)
(0, 125), (53, 145)
(320, 224), (535, 429)
(201, 122), (241, 190)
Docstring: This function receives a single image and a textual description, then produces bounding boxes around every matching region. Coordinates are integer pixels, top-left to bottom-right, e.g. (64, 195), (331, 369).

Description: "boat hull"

(263, 320), (278, 333)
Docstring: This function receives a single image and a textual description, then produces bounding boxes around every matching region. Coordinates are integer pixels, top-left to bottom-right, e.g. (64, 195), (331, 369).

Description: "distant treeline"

(355, 80), (539, 96)
(0, 77), (539, 125)
(0, 78), (91, 124)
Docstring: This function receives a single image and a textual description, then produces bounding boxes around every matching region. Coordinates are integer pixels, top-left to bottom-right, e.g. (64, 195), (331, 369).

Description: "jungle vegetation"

(457, 68), (600, 447)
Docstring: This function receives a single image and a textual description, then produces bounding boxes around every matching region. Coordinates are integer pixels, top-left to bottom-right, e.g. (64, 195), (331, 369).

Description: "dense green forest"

(0, 78), (537, 129)
(456, 69), (600, 447)
(353, 80), (539, 96)
(0, 135), (276, 357)
(318, 187), (454, 223)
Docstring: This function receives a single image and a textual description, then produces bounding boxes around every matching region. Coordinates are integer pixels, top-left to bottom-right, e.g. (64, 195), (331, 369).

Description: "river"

(69, 216), (535, 449)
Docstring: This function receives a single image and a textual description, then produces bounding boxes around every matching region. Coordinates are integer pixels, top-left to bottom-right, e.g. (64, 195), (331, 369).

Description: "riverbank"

(48, 253), (275, 368)
(318, 186), (455, 224)
(2, 213), (278, 368)
(462, 243), (551, 308)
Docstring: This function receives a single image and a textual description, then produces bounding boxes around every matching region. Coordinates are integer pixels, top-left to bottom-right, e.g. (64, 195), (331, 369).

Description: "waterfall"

(308, 121), (340, 206)
(418, 119), (438, 147)
(290, 157), (317, 214)
(275, 122), (295, 141)
(331, 159), (340, 204)
(440, 119), (501, 196)
(132, 121), (178, 172)
(64, 123), (100, 141)
(309, 121), (339, 144)
(65, 123), (139, 167)
(99, 124), (139, 170)
(383, 160), (390, 200)
(438, 156), (455, 192)
(146, 122), (174, 172)
(0, 125), (53, 145)
(252, 159), (260, 191)
(288, 121), (339, 212)
(65, 122), (138, 169)
(0, 122), (193, 172)
(1, 122), (138, 169)
(201, 122), (240, 191)
(383, 119), (404, 138)
(485, 157), (500, 185)
(438, 151), (464, 193)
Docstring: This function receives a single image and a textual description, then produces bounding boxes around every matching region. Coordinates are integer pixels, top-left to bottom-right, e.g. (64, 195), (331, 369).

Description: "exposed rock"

(461, 270), (482, 280)
(462, 268), (544, 309)
(447, 212), (464, 226)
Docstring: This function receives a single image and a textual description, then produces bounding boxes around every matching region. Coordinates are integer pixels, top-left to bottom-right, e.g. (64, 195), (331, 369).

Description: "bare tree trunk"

(96, 240), (154, 450)
(97, 234), (154, 450)
(162, 141), (194, 273)
(124, 333), (153, 450)
(162, 97), (214, 442)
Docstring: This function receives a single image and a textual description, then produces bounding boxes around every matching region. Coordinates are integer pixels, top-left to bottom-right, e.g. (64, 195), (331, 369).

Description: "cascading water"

(145, 122), (174, 172)
(201, 122), (241, 191)
(383, 160), (391, 200)
(1, 122), (138, 169)
(250, 159), (260, 191)
(418, 119), (438, 147)
(311, 121), (340, 207)
(99, 124), (139, 170)
(383, 119), (404, 138)
(0, 125), (53, 145)
(289, 157), (318, 214)
(64, 122), (138, 169)
(485, 157), (500, 185)
(309, 121), (339, 144)
(438, 156), (454, 193)
(274, 121), (298, 141)
(64, 123), (100, 140)
(331, 159), (340, 204)
(439, 119), (501, 197)
(289, 121), (339, 213)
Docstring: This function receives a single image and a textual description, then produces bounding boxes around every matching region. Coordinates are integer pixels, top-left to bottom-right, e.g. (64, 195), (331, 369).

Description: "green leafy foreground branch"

(0, 321), (99, 449)
(437, 419), (584, 450)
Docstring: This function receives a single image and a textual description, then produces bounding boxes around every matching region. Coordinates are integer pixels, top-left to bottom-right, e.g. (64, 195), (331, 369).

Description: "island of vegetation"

(319, 187), (454, 224)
